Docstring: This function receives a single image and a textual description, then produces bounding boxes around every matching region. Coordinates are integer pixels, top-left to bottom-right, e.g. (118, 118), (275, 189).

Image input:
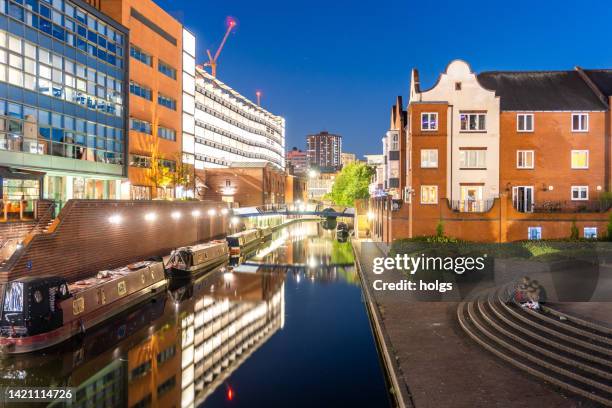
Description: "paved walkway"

(354, 240), (579, 408)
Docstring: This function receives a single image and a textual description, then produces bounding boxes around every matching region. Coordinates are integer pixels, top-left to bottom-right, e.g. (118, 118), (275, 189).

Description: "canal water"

(0, 222), (390, 408)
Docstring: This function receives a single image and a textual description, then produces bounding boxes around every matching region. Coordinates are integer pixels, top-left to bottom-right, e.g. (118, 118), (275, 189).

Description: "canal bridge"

(233, 204), (355, 218)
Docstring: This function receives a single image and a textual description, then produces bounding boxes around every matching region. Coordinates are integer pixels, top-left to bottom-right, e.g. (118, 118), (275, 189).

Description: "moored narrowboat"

(226, 229), (262, 257)
(166, 241), (229, 278)
(0, 260), (165, 354)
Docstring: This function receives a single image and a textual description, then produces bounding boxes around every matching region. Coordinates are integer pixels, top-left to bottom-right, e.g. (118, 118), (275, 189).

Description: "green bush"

(435, 220), (444, 238)
(570, 221), (579, 241)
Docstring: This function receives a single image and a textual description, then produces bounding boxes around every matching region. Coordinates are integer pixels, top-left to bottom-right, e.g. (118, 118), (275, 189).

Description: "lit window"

(516, 150), (534, 169)
(420, 149), (438, 168)
(528, 227), (542, 240)
(584, 227), (597, 239)
(517, 113), (534, 132)
(571, 186), (588, 201)
(571, 150), (589, 169)
(460, 113), (486, 131)
(420, 185), (438, 204)
(421, 113), (438, 131)
(571, 113), (588, 132)
(459, 149), (486, 169)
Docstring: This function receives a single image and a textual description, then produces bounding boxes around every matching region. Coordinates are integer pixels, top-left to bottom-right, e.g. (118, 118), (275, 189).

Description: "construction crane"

(203, 17), (237, 78)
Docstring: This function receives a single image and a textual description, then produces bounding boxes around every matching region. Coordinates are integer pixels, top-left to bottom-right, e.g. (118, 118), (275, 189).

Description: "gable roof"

(477, 70), (608, 111)
(583, 69), (612, 97)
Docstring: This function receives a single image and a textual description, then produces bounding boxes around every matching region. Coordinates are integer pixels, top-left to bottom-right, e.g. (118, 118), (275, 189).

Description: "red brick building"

(372, 61), (612, 243)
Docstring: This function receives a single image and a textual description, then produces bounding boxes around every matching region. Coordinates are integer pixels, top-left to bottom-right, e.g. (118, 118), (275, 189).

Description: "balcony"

(449, 199), (495, 213)
(531, 200), (612, 213)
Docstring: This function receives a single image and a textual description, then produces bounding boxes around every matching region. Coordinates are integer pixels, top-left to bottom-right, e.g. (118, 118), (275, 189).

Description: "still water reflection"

(0, 222), (390, 408)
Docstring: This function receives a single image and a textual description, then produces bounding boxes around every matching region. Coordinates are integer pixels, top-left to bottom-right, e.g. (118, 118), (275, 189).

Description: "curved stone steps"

(478, 299), (612, 381)
(458, 292), (612, 407)
(542, 304), (612, 336)
(498, 294), (612, 357)
(467, 302), (612, 395)
(487, 292), (612, 369)
(519, 303), (612, 346)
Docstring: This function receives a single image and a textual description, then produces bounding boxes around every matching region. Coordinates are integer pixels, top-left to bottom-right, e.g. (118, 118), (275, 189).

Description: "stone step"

(458, 288), (612, 407)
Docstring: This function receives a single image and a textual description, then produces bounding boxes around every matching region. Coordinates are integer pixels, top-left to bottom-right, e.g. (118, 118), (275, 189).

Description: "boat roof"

(68, 261), (156, 295)
(180, 240), (227, 251)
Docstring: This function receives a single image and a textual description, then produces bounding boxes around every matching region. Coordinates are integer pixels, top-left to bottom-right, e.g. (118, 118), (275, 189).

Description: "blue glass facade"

(0, 0), (129, 205)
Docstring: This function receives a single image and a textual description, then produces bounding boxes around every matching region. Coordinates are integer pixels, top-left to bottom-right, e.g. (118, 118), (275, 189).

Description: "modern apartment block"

(286, 146), (308, 175)
(0, 0), (128, 215)
(189, 67), (285, 173)
(306, 131), (341, 173)
(93, 0), (184, 200)
(373, 60), (612, 242)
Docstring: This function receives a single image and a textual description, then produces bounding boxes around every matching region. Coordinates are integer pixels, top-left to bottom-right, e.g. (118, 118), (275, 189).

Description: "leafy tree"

(326, 163), (374, 206)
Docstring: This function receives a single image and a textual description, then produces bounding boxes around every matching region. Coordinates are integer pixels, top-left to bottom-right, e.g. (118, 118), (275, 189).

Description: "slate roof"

(583, 69), (612, 97)
(477, 70), (608, 111)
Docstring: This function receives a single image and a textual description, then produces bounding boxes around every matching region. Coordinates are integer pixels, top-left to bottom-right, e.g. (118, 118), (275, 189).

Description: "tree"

(570, 220), (579, 240)
(146, 137), (173, 198)
(326, 163), (374, 206)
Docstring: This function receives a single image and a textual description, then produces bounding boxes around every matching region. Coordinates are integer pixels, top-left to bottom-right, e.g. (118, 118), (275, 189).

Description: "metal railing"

(449, 199), (495, 213)
(531, 200), (612, 213)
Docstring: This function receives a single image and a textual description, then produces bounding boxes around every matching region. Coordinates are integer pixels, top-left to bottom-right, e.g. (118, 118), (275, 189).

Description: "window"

(130, 154), (151, 168)
(129, 45), (152, 66)
(460, 113), (486, 131)
(571, 150), (589, 169)
(571, 186), (588, 201)
(420, 149), (438, 168)
(158, 60), (176, 79)
(584, 227), (597, 239)
(455, 82), (462, 90)
(517, 113), (534, 132)
(158, 93), (176, 110)
(420, 185), (438, 204)
(129, 81), (152, 100)
(130, 118), (152, 134)
(158, 126), (176, 141)
(571, 113), (588, 132)
(459, 149), (486, 169)
(528, 227), (542, 240)
(390, 133), (399, 150)
(421, 113), (438, 131)
(516, 150), (534, 169)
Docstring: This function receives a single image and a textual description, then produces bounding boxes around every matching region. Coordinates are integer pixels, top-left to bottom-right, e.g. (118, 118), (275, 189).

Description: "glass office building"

(0, 0), (128, 214)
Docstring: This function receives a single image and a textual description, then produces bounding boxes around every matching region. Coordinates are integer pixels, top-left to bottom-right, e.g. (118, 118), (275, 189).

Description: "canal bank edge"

(352, 239), (414, 408)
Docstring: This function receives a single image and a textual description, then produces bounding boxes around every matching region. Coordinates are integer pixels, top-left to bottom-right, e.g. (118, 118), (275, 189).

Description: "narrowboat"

(166, 241), (229, 278)
(0, 260), (165, 354)
(226, 229), (262, 258)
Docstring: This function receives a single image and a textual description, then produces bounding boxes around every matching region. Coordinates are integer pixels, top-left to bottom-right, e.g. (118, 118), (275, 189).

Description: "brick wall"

(0, 199), (229, 283)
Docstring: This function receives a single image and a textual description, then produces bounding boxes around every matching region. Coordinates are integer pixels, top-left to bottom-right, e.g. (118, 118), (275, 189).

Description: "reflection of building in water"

(33, 268), (284, 408)
(180, 270), (285, 407)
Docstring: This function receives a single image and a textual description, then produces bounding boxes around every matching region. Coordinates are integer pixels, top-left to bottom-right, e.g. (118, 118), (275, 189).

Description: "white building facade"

(188, 68), (285, 171)
(409, 59), (501, 205)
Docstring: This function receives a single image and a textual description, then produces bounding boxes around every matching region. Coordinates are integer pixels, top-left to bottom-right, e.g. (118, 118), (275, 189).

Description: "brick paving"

(355, 240), (580, 408)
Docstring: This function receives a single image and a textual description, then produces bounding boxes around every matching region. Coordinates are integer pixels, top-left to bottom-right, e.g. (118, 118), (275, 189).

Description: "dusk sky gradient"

(156, 0), (612, 158)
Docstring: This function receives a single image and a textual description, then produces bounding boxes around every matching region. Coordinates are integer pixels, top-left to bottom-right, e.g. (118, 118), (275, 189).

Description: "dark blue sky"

(156, 0), (612, 158)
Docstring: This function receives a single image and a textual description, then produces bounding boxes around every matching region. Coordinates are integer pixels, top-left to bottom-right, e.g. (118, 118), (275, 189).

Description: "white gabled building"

(186, 68), (285, 172)
(410, 59), (501, 205)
